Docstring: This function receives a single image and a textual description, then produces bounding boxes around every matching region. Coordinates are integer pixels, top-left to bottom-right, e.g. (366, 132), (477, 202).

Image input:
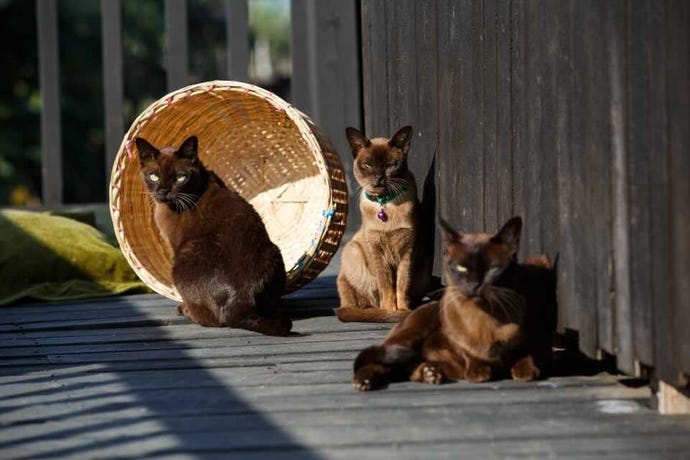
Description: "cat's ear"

(389, 125), (413, 156)
(439, 218), (461, 245)
(345, 127), (371, 157)
(135, 137), (160, 164)
(176, 136), (198, 160)
(491, 216), (522, 252)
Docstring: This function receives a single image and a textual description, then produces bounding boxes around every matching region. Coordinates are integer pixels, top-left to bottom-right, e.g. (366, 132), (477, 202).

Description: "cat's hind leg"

(222, 300), (292, 336)
(337, 275), (405, 322)
(178, 302), (222, 327)
(409, 330), (468, 385)
(353, 345), (420, 391)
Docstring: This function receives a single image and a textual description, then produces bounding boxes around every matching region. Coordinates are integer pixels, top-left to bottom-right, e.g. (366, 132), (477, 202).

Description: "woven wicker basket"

(109, 81), (348, 300)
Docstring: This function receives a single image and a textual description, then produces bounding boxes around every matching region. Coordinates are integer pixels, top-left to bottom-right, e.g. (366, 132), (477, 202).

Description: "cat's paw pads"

(353, 378), (373, 392)
(422, 364), (443, 385)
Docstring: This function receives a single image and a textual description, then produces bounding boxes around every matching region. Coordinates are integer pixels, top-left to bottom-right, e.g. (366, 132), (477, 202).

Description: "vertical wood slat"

(642, 0), (668, 376)
(438, 0), (484, 234)
(36, 0), (63, 206)
(414, 0), (439, 277)
(495, 0), (512, 227)
(165, 0), (189, 91)
(610, 0), (634, 371)
(510, 0), (526, 250)
(664, 0), (690, 386)
(291, 0), (361, 231)
(360, 0), (388, 137)
(224, 0), (248, 82)
(554, 0), (577, 336)
(101, 0), (124, 186)
(625, 0), (657, 374)
(571, 0), (612, 359)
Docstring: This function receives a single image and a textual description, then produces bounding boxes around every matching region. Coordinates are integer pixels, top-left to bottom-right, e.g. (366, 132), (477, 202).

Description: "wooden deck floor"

(1, 275), (690, 459)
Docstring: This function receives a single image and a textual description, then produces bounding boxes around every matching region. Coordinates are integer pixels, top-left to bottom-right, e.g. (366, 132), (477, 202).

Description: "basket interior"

(114, 88), (330, 299)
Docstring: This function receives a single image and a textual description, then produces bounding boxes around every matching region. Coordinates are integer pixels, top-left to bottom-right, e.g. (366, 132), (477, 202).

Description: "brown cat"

(351, 216), (557, 390)
(336, 125), (431, 323)
(136, 136), (292, 336)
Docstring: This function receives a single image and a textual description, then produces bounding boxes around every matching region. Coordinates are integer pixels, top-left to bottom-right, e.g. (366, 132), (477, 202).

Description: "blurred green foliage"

(0, 0), (290, 206)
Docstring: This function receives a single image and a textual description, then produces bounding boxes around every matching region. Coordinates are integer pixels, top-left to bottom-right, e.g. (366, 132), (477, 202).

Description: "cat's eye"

(455, 264), (468, 273)
(175, 174), (186, 183)
(148, 173), (159, 182)
(360, 162), (372, 170)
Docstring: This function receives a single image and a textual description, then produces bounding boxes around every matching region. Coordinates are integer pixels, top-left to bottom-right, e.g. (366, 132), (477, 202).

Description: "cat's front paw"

(510, 355), (540, 381)
(421, 364), (443, 385)
(176, 303), (187, 317)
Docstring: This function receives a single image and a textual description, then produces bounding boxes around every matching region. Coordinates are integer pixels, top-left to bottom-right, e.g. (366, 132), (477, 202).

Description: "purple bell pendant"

(377, 208), (388, 222)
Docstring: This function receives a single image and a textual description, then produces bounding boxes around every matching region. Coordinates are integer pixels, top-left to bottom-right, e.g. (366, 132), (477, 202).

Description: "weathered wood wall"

(360, 0), (689, 389)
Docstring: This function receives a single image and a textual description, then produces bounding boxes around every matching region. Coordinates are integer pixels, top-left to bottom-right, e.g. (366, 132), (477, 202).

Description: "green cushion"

(0, 209), (149, 305)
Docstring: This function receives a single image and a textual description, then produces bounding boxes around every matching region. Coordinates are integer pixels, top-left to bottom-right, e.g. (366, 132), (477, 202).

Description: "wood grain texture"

(358, 0), (690, 389)
(1, 288), (689, 457)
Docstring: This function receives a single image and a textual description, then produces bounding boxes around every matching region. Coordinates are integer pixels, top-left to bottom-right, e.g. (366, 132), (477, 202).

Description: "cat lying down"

(351, 217), (557, 390)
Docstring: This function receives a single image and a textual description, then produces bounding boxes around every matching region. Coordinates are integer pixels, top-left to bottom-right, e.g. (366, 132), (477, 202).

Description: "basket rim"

(108, 80), (343, 301)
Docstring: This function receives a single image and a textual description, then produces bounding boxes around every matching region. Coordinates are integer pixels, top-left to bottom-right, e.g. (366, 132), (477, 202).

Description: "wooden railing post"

(224, 0), (248, 81)
(36, 0), (63, 206)
(165, 0), (189, 91)
(101, 0), (124, 187)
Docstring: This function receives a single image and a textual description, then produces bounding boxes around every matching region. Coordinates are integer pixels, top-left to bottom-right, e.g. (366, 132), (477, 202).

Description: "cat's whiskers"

(482, 285), (525, 323)
(175, 193), (200, 214)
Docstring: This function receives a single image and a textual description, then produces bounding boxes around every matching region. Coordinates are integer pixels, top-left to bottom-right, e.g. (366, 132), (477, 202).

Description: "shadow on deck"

(1, 275), (690, 458)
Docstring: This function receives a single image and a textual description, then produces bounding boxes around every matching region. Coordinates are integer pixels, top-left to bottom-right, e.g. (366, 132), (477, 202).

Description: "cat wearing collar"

(336, 126), (431, 323)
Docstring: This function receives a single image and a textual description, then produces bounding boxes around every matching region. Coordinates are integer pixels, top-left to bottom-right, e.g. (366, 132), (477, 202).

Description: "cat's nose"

(374, 174), (385, 185)
(157, 188), (171, 197)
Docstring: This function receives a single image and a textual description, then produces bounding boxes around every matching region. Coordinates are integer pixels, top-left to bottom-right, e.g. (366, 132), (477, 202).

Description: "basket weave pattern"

(109, 81), (348, 300)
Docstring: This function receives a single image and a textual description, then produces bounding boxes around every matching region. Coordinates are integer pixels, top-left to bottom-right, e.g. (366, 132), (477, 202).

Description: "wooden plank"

(609, 0), (633, 370)
(224, 0), (248, 81)
(413, 0), (439, 276)
(0, 329), (388, 359)
(521, 0), (543, 255)
(554, 0), (577, 335)
(437, 0), (480, 234)
(360, 0), (389, 136)
(5, 396), (686, 460)
(101, 0), (124, 188)
(644, 0), (670, 379)
(495, 0), (512, 226)
(571, 1), (610, 357)
(164, 0), (189, 91)
(482, 0), (498, 230)
(36, 0), (63, 206)
(666, 0), (690, 384)
(624, 0), (655, 375)
(510, 0), (526, 252)
(385, 0), (414, 133)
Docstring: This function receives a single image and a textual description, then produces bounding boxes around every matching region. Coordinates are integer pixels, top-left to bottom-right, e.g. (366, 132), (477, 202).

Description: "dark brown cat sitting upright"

(351, 216), (556, 390)
(336, 126), (431, 323)
(136, 136), (292, 336)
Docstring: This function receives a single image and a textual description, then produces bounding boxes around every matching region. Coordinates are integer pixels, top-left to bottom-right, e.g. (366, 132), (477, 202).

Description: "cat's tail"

(336, 307), (411, 323)
(523, 254), (553, 269)
(352, 344), (421, 391)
